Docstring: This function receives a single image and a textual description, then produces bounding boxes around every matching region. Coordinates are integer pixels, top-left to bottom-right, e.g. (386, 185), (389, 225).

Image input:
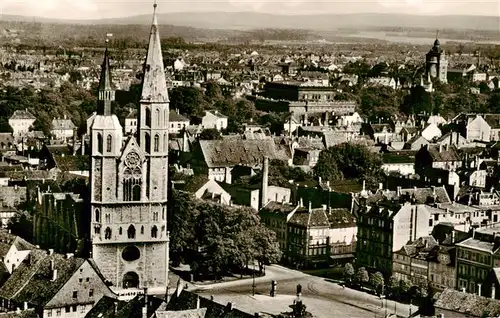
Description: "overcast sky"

(0, 0), (498, 20)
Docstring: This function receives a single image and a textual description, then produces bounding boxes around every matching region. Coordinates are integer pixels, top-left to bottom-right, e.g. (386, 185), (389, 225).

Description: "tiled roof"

(0, 250), (85, 307)
(457, 237), (499, 253)
(116, 295), (163, 318)
(170, 111), (190, 123)
(261, 202), (297, 214)
(51, 119), (75, 131)
(157, 308), (207, 318)
(0, 230), (34, 258)
(199, 139), (289, 168)
(434, 288), (500, 316)
(382, 151), (416, 164)
(326, 208), (356, 229)
(84, 295), (123, 318)
(53, 155), (89, 172)
(0, 309), (38, 318)
(289, 208), (330, 228)
(427, 144), (461, 162)
(366, 186), (451, 205)
(10, 110), (35, 120)
(126, 109), (137, 119)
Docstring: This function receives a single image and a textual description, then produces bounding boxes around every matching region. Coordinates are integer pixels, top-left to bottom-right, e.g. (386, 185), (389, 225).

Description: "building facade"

(90, 4), (169, 294)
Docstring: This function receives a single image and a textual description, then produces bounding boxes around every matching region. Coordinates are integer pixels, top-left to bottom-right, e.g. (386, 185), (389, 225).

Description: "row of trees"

(344, 263), (430, 301)
(168, 190), (282, 280)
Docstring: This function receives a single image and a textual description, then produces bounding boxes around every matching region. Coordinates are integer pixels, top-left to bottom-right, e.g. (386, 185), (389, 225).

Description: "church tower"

(90, 3), (169, 295)
(425, 33), (448, 84)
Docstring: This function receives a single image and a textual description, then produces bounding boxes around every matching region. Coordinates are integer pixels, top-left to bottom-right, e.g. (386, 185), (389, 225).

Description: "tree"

(170, 87), (207, 117)
(7, 212), (33, 242)
(401, 86), (433, 115)
(252, 226), (282, 273)
(204, 81), (223, 102)
(344, 263), (355, 284)
(369, 271), (385, 293)
(386, 275), (399, 296)
(355, 267), (369, 286)
(199, 128), (222, 140)
(399, 279), (411, 295)
(314, 143), (383, 187)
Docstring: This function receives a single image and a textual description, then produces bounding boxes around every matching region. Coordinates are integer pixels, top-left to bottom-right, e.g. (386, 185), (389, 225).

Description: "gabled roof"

(0, 250), (86, 307)
(170, 111), (190, 123)
(426, 144), (461, 162)
(199, 139), (289, 168)
(51, 119), (75, 131)
(288, 208), (330, 228)
(434, 288), (500, 317)
(10, 110), (35, 121)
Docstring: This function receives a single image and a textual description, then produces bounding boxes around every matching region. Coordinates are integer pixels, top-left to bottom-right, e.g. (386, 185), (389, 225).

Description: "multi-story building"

(51, 116), (76, 140)
(428, 244), (457, 291)
(89, 3), (169, 295)
(392, 236), (437, 285)
(169, 110), (190, 134)
(33, 190), (87, 255)
(259, 202), (298, 251)
(355, 186), (452, 277)
(201, 111), (228, 131)
(8, 109), (35, 138)
(455, 227), (500, 295)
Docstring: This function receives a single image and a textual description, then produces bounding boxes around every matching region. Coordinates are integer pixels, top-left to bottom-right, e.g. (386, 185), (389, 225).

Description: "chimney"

(226, 302), (233, 311)
(319, 176), (322, 184)
(478, 284), (482, 297)
(308, 201), (312, 213)
(379, 183), (383, 190)
(81, 134), (86, 155)
(322, 204), (327, 211)
(23, 302), (28, 310)
(451, 230), (455, 244)
(299, 198), (303, 208)
(196, 296), (201, 309)
(260, 156), (269, 209)
(439, 144), (443, 153)
(326, 181), (330, 188)
(51, 268), (58, 282)
(445, 144), (449, 151)
(492, 286), (496, 299)
(66, 253), (73, 259)
(48, 249), (54, 255)
(397, 186), (402, 197)
(462, 287), (466, 293)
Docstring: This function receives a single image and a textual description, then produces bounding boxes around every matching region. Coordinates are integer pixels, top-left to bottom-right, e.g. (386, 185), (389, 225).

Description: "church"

(425, 35), (448, 84)
(89, 3), (169, 295)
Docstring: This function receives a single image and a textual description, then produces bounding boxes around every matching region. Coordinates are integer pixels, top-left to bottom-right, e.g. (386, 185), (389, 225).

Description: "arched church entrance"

(123, 271), (139, 289)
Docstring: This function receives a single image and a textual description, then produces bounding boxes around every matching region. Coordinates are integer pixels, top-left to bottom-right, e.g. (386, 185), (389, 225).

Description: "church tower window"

(145, 108), (151, 127)
(123, 167), (142, 202)
(105, 227), (112, 239)
(119, 227), (122, 235)
(127, 225), (136, 239)
(94, 208), (100, 222)
(156, 108), (161, 127)
(97, 133), (103, 153)
(154, 134), (159, 152)
(105, 214), (111, 224)
(140, 226), (144, 235)
(145, 133), (151, 153)
(151, 226), (158, 238)
(106, 135), (112, 152)
(153, 212), (159, 222)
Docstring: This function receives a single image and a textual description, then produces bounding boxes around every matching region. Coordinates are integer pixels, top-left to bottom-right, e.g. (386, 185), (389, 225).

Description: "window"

(154, 134), (159, 152)
(156, 108), (161, 127)
(80, 305), (86, 313)
(151, 226), (158, 238)
(86, 277), (90, 282)
(47, 310), (52, 317)
(119, 227), (123, 235)
(65, 306), (70, 313)
(97, 133), (103, 153)
(105, 134), (112, 152)
(123, 168), (142, 201)
(145, 108), (151, 127)
(94, 208), (100, 222)
(72, 305), (77, 312)
(94, 226), (100, 235)
(105, 214), (110, 223)
(89, 289), (94, 297)
(144, 133), (151, 153)
(73, 291), (77, 298)
(153, 212), (159, 222)
(105, 227), (112, 239)
(128, 225), (136, 239)
(140, 226), (144, 235)
(56, 309), (61, 317)
(79, 278), (82, 283)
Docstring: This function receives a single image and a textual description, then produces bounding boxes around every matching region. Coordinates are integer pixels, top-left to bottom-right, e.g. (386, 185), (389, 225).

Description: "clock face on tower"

(125, 152), (141, 168)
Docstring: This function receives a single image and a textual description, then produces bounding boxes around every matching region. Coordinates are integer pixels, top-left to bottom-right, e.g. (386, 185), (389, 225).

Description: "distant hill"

(2, 12), (499, 31)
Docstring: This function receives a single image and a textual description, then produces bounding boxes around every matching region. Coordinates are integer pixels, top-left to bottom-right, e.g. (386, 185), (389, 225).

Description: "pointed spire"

(141, 1), (169, 103)
(98, 39), (115, 116)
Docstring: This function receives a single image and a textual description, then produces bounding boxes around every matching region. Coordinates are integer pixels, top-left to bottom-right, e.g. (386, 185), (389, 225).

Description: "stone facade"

(90, 4), (169, 294)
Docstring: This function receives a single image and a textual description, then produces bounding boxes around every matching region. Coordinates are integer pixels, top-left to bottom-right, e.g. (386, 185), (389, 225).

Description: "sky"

(0, 0), (498, 20)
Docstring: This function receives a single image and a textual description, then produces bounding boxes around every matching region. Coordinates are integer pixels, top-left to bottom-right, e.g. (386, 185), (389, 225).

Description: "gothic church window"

(153, 212), (159, 222)
(123, 153), (142, 201)
(94, 208), (100, 222)
(106, 135), (112, 152)
(127, 225), (136, 239)
(105, 214), (111, 224)
(105, 227), (112, 239)
(162, 207), (165, 220)
(145, 108), (151, 127)
(119, 227), (122, 235)
(145, 133), (151, 153)
(97, 133), (103, 153)
(154, 134), (159, 152)
(140, 226), (144, 235)
(156, 108), (161, 127)
(151, 226), (158, 238)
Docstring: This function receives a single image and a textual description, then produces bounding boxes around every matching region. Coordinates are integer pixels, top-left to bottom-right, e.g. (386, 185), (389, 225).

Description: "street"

(190, 265), (414, 318)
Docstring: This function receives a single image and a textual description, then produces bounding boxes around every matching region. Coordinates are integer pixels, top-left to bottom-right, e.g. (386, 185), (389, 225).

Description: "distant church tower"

(425, 33), (448, 84)
(90, 3), (169, 294)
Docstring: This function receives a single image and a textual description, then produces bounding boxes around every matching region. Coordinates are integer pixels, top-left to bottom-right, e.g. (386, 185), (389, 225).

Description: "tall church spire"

(98, 39), (115, 116)
(140, 1), (169, 103)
